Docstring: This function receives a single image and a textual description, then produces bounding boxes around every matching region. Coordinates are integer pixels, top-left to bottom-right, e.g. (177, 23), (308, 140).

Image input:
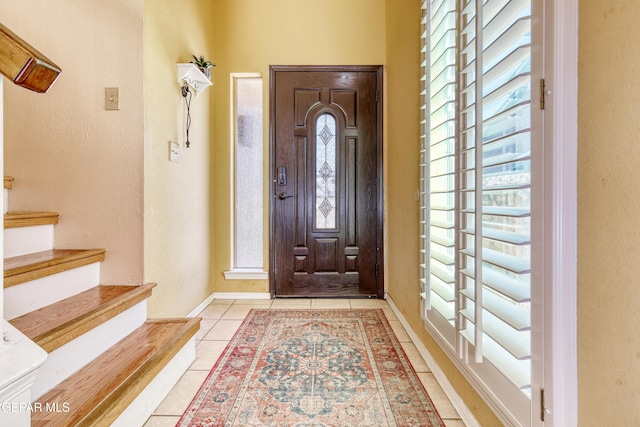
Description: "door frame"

(268, 65), (384, 298)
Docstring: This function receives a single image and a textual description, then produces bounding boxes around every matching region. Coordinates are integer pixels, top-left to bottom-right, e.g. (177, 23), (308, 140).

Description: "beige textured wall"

(383, 0), (422, 314)
(578, 0), (640, 424)
(1, 0), (144, 285)
(210, 0), (387, 293)
(144, 0), (214, 317)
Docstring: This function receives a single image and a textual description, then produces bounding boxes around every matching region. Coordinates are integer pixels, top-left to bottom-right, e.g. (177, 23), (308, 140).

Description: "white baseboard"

(186, 292), (272, 318)
(386, 296), (480, 427)
(212, 292), (271, 300)
(186, 293), (216, 318)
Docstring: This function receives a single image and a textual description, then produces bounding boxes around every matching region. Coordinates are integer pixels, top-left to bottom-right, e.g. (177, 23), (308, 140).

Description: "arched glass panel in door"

(315, 113), (337, 229)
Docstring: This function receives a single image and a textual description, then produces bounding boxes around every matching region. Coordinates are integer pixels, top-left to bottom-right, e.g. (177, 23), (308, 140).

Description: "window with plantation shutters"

(419, 0), (458, 339)
(420, 0), (542, 425)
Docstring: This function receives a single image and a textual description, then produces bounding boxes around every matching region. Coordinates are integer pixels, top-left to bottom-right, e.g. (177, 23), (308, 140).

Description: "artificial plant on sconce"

(191, 55), (215, 79)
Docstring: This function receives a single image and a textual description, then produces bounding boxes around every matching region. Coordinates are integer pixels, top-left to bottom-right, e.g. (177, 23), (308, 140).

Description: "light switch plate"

(105, 87), (119, 110)
(169, 141), (180, 163)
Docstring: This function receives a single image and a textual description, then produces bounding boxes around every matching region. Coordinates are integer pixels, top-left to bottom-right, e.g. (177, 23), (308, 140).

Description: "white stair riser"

(31, 301), (147, 400)
(4, 263), (101, 319)
(112, 338), (196, 427)
(4, 225), (55, 258)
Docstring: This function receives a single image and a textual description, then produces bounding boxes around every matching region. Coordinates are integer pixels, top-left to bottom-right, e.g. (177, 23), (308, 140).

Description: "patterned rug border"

(178, 308), (445, 426)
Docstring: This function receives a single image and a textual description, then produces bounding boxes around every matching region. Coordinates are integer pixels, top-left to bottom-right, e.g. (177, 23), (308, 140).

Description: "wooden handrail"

(0, 22), (61, 93)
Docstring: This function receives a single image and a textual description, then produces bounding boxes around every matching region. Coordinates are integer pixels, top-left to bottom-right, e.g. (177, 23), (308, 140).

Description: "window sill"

(224, 269), (268, 280)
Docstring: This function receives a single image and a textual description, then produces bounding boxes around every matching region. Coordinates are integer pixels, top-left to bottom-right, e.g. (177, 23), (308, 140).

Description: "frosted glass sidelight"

(235, 77), (263, 268)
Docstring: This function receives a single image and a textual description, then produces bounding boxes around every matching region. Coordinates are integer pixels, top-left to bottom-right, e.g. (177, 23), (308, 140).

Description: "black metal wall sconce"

(176, 62), (212, 148)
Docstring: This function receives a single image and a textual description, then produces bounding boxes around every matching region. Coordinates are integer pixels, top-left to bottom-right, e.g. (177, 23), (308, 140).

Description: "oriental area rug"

(178, 309), (445, 427)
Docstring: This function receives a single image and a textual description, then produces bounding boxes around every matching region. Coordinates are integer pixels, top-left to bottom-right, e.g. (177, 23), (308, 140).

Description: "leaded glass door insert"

(316, 113), (337, 229)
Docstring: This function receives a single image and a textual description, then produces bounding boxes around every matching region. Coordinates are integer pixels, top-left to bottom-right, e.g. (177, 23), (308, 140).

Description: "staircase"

(3, 176), (200, 426)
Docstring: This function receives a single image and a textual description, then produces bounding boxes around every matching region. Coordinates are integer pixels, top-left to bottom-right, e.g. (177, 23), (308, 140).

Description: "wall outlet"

(169, 141), (180, 163)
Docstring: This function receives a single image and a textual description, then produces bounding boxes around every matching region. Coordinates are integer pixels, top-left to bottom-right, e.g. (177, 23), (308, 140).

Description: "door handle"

(277, 192), (295, 200)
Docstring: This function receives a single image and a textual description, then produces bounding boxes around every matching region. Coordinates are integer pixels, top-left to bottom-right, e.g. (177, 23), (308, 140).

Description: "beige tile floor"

(144, 298), (466, 427)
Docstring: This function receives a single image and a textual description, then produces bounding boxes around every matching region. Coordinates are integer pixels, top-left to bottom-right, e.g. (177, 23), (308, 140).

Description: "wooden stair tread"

(32, 317), (201, 427)
(4, 175), (14, 189)
(5, 210), (59, 228)
(4, 249), (106, 288)
(9, 284), (156, 352)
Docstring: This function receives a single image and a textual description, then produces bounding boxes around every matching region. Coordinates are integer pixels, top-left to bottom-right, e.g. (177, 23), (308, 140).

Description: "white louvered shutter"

(420, 0), (539, 424)
(420, 0), (458, 346)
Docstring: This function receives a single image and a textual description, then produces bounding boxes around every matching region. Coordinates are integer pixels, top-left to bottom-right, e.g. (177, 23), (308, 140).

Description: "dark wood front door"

(270, 66), (383, 298)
